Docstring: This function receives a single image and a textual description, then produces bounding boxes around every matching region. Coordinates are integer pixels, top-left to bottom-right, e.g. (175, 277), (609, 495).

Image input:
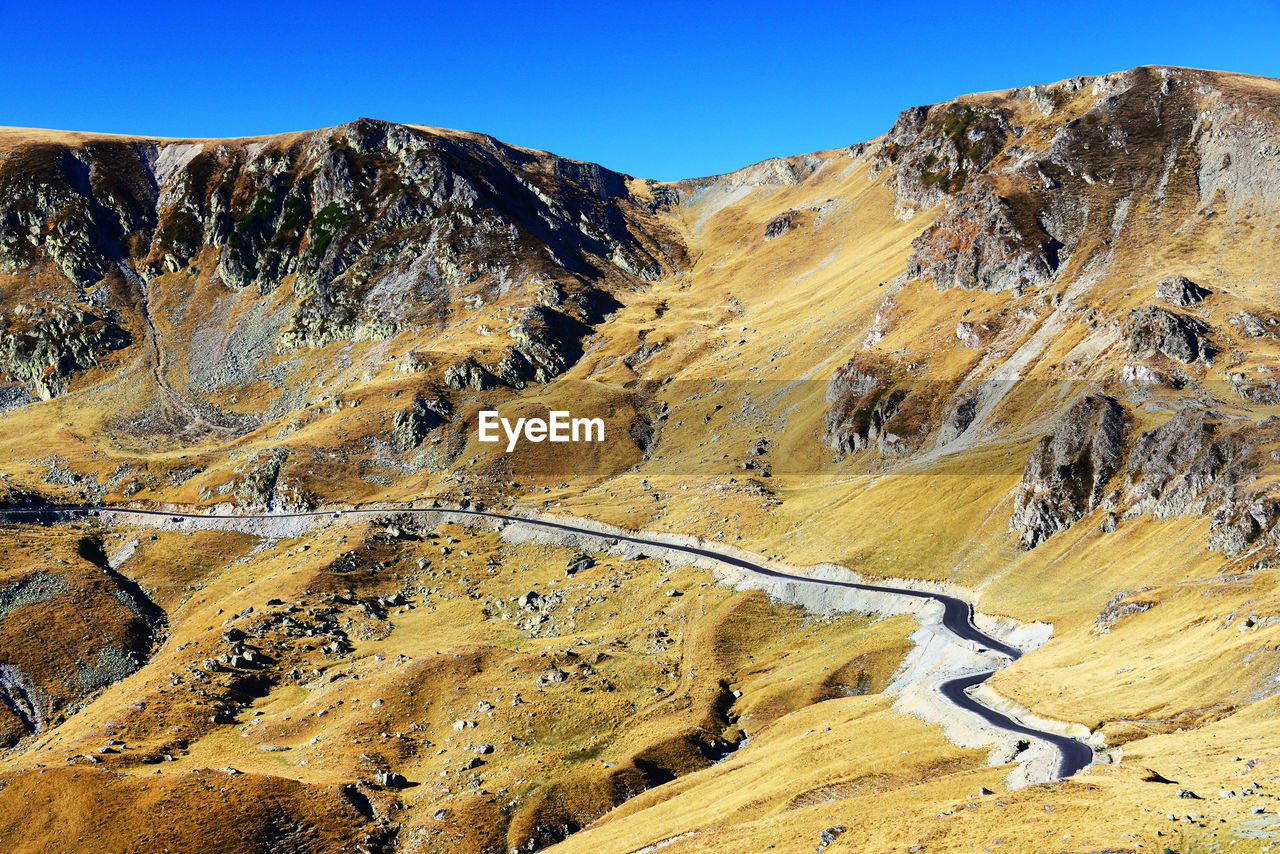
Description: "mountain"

(2, 65), (1280, 852)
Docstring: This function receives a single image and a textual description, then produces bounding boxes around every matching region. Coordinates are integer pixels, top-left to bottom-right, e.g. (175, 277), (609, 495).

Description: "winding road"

(0, 501), (1094, 779)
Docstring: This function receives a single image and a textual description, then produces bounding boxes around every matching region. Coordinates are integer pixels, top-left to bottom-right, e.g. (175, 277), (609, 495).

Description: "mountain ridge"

(2, 63), (1280, 853)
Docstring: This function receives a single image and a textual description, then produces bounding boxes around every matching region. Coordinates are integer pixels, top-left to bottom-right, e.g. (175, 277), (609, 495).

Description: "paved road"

(0, 502), (1093, 778)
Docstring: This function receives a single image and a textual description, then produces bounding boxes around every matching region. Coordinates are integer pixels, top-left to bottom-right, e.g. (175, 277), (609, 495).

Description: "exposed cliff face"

(1122, 411), (1280, 556)
(1009, 395), (1127, 549)
(1010, 401), (1280, 556)
(905, 181), (1058, 293)
(822, 356), (912, 457)
(0, 119), (682, 403)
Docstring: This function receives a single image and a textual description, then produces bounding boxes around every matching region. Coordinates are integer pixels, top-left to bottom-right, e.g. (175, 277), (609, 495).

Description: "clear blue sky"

(3, 0), (1279, 180)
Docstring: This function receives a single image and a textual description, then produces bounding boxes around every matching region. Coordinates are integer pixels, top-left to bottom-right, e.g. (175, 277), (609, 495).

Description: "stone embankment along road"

(0, 501), (1095, 780)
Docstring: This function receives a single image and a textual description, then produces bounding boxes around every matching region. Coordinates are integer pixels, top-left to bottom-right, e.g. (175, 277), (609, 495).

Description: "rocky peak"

(873, 101), (1017, 216)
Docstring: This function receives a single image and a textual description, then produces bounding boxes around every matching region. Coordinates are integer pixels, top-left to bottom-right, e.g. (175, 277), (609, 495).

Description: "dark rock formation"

(1155, 275), (1210, 306)
(1127, 306), (1213, 364)
(764, 211), (797, 239)
(905, 182), (1059, 293)
(500, 305), (586, 385)
(391, 394), (450, 450)
(1122, 410), (1280, 555)
(937, 389), (980, 445)
(1010, 395), (1127, 548)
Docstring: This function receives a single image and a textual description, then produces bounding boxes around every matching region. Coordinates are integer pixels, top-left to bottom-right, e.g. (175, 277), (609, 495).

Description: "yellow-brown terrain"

(1, 65), (1280, 852)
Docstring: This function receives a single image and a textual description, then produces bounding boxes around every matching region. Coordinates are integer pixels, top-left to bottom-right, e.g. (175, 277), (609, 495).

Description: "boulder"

(1126, 306), (1213, 364)
(955, 321), (988, 348)
(374, 770), (408, 789)
(764, 211), (797, 239)
(817, 825), (847, 850)
(1154, 275), (1210, 306)
(565, 555), (595, 576)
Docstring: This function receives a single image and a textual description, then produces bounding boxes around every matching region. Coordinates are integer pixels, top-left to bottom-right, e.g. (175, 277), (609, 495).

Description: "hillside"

(2, 65), (1280, 852)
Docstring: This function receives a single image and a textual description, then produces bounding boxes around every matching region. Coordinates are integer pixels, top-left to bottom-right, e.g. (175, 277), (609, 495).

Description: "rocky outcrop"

(764, 211), (797, 239)
(1126, 306), (1214, 364)
(937, 389), (980, 445)
(863, 296), (895, 347)
(390, 394), (450, 450)
(215, 449), (289, 509)
(1229, 311), (1275, 339)
(0, 142), (158, 287)
(0, 300), (129, 399)
(1228, 370), (1280, 404)
(1010, 395), (1127, 548)
(822, 356), (923, 457)
(1122, 410), (1280, 555)
(1011, 402), (1280, 555)
(1155, 275), (1209, 306)
(501, 305), (585, 385)
(874, 102), (1016, 215)
(905, 182), (1059, 293)
(443, 357), (495, 392)
(1093, 590), (1155, 634)
(955, 321), (988, 348)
